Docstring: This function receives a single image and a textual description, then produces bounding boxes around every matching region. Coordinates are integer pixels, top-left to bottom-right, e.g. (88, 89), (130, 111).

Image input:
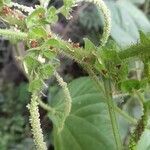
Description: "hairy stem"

(28, 93), (47, 150)
(38, 99), (55, 113)
(82, 64), (137, 126)
(103, 78), (123, 150)
(83, 65), (122, 149)
(82, 64), (105, 92)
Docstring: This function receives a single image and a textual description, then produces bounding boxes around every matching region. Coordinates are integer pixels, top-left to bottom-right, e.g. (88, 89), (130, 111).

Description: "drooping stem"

(54, 71), (72, 132)
(28, 93), (47, 150)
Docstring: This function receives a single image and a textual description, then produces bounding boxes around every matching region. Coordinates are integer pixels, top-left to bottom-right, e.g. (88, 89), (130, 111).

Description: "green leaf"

(0, 0), (4, 8)
(38, 64), (54, 79)
(49, 77), (116, 150)
(122, 0), (150, 33)
(42, 38), (71, 52)
(84, 38), (96, 52)
(46, 6), (58, 23)
(105, 0), (150, 47)
(139, 31), (150, 44)
(61, 0), (74, 16)
(26, 7), (46, 28)
(137, 129), (150, 150)
(4, 0), (11, 4)
(23, 55), (41, 75)
(101, 49), (119, 62)
(106, 1), (139, 47)
(121, 79), (141, 92)
(42, 39), (60, 49)
(29, 78), (43, 92)
(42, 50), (56, 59)
(0, 0), (11, 6)
(130, 0), (145, 4)
(28, 26), (47, 39)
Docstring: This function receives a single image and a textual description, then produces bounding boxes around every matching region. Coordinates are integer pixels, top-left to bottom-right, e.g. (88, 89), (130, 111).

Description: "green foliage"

(0, 0), (3, 8)
(46, 6), (58, 23)
(23, 55), (41, 76)
(49, 77), (116, 150)
(121, 80), (141, 93)
(84, 38), (97, 52)
(0, 0), (10, 7)
(38, 64), (54, 79)
(106, 0), (150, 47)
(26, 7), (46, 28)
(0, 0), (150, 150)
(28, 26), (47, 39)
(61, 0), (74, 16)
(29, 78), (43, 92)
(77, 0), (150, 47)
(0, 83), (31, 149)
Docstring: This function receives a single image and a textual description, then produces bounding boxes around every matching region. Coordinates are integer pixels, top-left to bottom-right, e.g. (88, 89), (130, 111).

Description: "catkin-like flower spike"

(54, 71), (72, 132)
(76, 0), (111, 46)
(28, 93), (47, 150)
(0, 29), (28, 41)
(10, 2), (34, 14)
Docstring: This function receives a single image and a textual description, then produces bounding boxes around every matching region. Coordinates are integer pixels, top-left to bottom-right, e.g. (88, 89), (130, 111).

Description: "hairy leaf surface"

(49, 77), (116, 150)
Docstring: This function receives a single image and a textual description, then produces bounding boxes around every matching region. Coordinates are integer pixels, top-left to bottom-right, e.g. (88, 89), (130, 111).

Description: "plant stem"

(82, 65), (105, 93)
(28, 93), (47, 150)
(82, 64), (137, 126)
(37, 98), (55, 113)
(134, 90), (144, 104)
(103, 78), (123, 150)
(84, 65), (122, 149)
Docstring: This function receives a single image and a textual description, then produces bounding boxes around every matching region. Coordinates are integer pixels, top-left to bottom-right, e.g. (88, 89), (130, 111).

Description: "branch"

(118, 43), (150, 60)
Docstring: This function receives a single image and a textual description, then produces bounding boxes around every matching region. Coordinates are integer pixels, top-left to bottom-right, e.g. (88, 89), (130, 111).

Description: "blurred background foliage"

(0, 0), (150, 149)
